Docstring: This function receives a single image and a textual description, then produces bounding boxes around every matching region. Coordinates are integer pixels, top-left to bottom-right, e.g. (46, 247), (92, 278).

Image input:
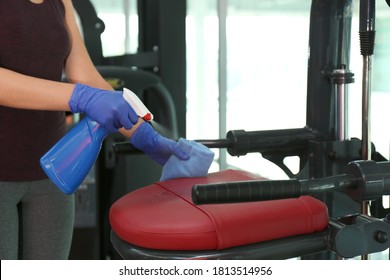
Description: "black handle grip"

(192, 179), (303, 205)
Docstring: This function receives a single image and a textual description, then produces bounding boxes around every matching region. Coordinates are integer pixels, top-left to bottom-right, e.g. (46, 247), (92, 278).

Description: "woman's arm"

(61, 0), (144, 137)
(0, 68), (74, 111)
(0, 0), (109, 112)
(61, 0), (110, 89)
(0, 0), (141, 134)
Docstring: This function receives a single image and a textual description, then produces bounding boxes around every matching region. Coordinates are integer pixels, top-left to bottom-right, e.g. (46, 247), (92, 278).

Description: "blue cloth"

(160, 138), (215, 181)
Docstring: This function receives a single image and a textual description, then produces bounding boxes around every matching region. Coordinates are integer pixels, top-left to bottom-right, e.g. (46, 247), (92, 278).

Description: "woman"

(0, 0), (187, 259)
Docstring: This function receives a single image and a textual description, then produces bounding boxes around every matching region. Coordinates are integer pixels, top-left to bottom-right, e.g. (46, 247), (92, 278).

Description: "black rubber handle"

(192, 179), (302, 205)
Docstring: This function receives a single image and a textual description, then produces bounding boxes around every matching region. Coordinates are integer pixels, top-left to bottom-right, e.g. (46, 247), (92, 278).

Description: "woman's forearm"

(0, 67), (74, 111)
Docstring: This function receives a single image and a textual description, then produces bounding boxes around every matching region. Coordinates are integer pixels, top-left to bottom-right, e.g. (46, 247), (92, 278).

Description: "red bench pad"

(109, 170), (328, 251)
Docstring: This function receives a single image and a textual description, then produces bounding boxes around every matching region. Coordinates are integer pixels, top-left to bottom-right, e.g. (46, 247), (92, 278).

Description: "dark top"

(0, 0), (70, 181)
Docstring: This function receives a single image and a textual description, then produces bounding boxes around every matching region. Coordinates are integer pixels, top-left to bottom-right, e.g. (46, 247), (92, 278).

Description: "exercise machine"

(109, 0), (390, 260)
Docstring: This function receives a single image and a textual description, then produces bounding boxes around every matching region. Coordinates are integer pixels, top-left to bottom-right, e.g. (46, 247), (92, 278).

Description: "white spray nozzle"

(123, 88), (153, 121)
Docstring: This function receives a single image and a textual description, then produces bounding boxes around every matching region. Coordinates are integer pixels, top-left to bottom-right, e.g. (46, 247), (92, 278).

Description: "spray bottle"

(40, 88), (153, 194)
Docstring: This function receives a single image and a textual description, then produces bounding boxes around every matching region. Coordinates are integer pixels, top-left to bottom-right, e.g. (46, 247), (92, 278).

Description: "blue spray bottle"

(40, 88), (153, 194)
(40, 117), (108, 194)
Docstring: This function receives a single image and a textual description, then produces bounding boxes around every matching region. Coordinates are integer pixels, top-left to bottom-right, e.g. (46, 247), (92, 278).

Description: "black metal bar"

(72, 0), (105, 65)
(304, 3), (356, 260)
(192, 139), (233, 149)
(138, 0), (187, 137)
(111, 230), (329, 260)
(112, 127), (320, 158)
(102, 51), (159, 69)
(306, 0), (353, 141)
(112, 138), (233, 155)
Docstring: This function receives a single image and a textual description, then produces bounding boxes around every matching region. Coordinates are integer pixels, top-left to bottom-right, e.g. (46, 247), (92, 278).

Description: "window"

(186, 0), (310, 178)
(89, 0), (138, 56)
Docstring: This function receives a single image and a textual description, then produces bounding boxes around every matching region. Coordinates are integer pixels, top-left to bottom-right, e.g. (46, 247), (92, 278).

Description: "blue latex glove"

(160, 138), (214, 181)
(69, 83), (138, 132)
(130, 122), (189, 165)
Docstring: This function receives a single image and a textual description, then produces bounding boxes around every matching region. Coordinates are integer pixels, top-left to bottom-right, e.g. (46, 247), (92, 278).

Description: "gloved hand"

(69, 83), (139, 132)
(130, 122), (190, 165)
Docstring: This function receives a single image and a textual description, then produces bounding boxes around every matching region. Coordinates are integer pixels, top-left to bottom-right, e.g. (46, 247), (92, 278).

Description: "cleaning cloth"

(160, 138), (215, 181)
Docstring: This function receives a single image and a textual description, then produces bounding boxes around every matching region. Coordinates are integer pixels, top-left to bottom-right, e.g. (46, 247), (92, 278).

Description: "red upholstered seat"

(109, 170), (329, 251)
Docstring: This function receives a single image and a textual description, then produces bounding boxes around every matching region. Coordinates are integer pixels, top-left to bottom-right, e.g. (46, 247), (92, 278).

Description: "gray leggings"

(0, 179), (74, 260)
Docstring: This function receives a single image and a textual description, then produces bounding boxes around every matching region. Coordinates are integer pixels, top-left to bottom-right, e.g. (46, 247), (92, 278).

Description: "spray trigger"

(123, 88), (154, 122)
